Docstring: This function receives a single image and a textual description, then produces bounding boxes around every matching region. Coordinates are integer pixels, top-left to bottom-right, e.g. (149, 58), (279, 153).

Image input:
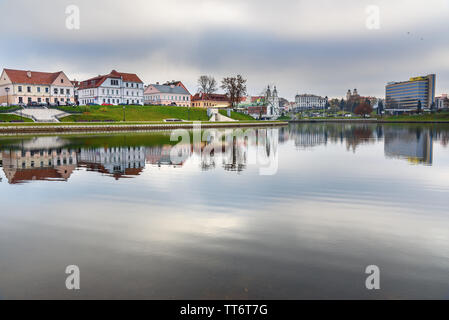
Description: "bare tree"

(221, 75), (247, 109)
(197, 75), (217, 94)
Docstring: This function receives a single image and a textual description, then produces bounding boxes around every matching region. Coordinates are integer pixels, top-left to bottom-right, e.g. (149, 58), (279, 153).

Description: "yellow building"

(0, 68), (74, 105)
(191, 93), (230, 108)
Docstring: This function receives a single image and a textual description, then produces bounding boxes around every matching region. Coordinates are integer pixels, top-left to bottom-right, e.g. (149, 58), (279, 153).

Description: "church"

(265, 85), (280, 117)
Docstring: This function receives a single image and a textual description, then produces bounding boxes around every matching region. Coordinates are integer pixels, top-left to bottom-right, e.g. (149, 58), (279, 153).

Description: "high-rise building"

(385, 74), (436, 112)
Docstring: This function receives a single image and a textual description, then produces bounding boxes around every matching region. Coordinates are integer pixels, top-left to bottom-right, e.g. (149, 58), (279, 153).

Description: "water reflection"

(1, 123), (449, 299)
(0, 128), (280, 183)
(0, 124), (448, 184)
(283, 123), (448, 165)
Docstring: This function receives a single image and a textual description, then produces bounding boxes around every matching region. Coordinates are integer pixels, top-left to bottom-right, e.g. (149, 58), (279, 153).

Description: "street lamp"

(5, 87), (10, 107)
(123, 105), (126, 122)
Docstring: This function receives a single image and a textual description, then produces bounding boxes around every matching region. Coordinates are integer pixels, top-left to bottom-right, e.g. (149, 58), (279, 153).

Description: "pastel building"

(144, 83), (191, 106)
(191, 93), (230, 108)
(77, 70), (144, 105)
(0, 68), (74, 105)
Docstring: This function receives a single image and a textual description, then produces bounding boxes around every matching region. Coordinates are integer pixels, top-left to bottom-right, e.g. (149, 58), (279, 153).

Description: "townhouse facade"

(77, 70), (144, 105)
(0, 69), (74, 105)
(191, 93), (230, 108)
(144, 83), (191, 106)
(295, 94), (327, 110)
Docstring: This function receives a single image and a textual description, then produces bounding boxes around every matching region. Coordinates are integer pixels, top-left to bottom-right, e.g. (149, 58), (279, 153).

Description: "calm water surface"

(0, 123), (448, 299)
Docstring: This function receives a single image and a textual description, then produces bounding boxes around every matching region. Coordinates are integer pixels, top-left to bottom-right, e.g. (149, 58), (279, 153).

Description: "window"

(18, 86), (22, 92)
(45, 87), (49, 93)
(111, 79), (119, 86)
(60, 89), (64, 95)
(66, 89), (70, 95)
(27, 86), (31, 93)
(19, 97), (23, 103)
(37, 87), (41, 93)
(61, 79), (64, 83)
(54, 88), (58, 94)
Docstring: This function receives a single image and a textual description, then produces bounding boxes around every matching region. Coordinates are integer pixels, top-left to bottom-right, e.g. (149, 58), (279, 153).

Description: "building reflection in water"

(285, 123), (440, 165)
(1, 148), (77, 184)
(384, 127), (433, 165)
(78, 147), (147, 179)
(0, 125), (445, 184)
(0, 128), (279, 183)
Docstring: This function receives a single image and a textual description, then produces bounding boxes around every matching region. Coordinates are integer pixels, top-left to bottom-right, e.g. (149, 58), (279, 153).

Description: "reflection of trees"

(345, 127), (375, 152)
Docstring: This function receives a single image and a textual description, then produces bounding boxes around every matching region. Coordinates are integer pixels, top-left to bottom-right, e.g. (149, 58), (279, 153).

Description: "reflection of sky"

(0, 124), (449, 299)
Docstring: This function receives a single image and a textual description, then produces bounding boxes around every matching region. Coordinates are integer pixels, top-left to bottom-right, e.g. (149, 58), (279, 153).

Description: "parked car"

(0, 103), (7, 107)
(101, 103), (113, 106)
(87, 103), (100, 106)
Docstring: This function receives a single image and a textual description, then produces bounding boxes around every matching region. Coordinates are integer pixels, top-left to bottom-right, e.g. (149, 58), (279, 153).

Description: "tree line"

(197, 75), (247, 109)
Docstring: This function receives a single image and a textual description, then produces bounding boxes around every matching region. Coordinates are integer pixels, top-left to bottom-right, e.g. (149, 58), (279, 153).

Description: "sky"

(0, 0), (448, 100)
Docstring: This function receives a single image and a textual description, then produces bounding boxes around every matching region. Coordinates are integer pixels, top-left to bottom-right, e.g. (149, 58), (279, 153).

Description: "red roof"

(7, 168), (71, 184)
(191, 93), (230, 102)
(3, 68), (68, 85)
(78, 70), (143, 90)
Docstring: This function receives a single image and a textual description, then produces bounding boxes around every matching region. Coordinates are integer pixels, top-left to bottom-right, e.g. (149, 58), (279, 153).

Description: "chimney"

(27, 71), (32, 78)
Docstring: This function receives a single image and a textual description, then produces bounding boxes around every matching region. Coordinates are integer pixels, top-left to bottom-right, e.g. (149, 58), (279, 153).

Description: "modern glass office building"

(385, 74), (435, 112)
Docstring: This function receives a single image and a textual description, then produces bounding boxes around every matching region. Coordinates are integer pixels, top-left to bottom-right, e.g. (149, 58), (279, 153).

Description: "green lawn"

(0, 114), (33, 123)
(59, 105), (211, 122)
(382, 112), (449, 122)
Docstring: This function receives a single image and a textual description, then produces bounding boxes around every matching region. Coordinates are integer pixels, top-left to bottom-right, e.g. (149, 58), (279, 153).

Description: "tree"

(417, 100), (422, 114)
(354, 102), (373, 117)
(197, 75), (217, 94)
(221, 75), (247, 109)
(377, 100), (384, 116)
(339, 99), (346, 112)
(430, 102), (436, 113)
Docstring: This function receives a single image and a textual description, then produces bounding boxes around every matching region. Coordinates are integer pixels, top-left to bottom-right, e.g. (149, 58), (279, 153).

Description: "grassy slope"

(60, 105), (210, 122)
(0, 114), (33, 122)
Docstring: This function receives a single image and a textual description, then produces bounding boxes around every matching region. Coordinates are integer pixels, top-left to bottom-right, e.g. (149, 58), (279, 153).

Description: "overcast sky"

(1, 0), (448, 100)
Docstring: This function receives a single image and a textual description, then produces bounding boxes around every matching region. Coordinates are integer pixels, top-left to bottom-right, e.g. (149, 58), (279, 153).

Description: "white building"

(295, 94), (327, 110)
(436, 94), (448, 109)
(77, 70), (144, 105)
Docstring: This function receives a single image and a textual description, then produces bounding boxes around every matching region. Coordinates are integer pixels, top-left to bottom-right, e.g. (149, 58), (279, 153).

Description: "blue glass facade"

(385, 74), (435, 110)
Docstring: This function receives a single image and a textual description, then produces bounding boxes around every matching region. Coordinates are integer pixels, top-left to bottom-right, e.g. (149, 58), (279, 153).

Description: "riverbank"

(0, 121), (287, 134)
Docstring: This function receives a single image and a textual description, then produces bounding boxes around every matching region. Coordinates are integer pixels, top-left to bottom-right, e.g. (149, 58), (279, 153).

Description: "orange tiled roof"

(191, 93), (230, 102)
(3, 68), (67, 85)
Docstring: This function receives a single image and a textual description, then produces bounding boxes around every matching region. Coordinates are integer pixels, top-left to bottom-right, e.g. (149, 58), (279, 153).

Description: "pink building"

(144, 83), (191, 107)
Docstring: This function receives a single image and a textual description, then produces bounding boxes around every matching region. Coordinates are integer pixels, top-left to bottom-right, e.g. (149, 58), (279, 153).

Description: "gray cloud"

(1, 0), (448, 99)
